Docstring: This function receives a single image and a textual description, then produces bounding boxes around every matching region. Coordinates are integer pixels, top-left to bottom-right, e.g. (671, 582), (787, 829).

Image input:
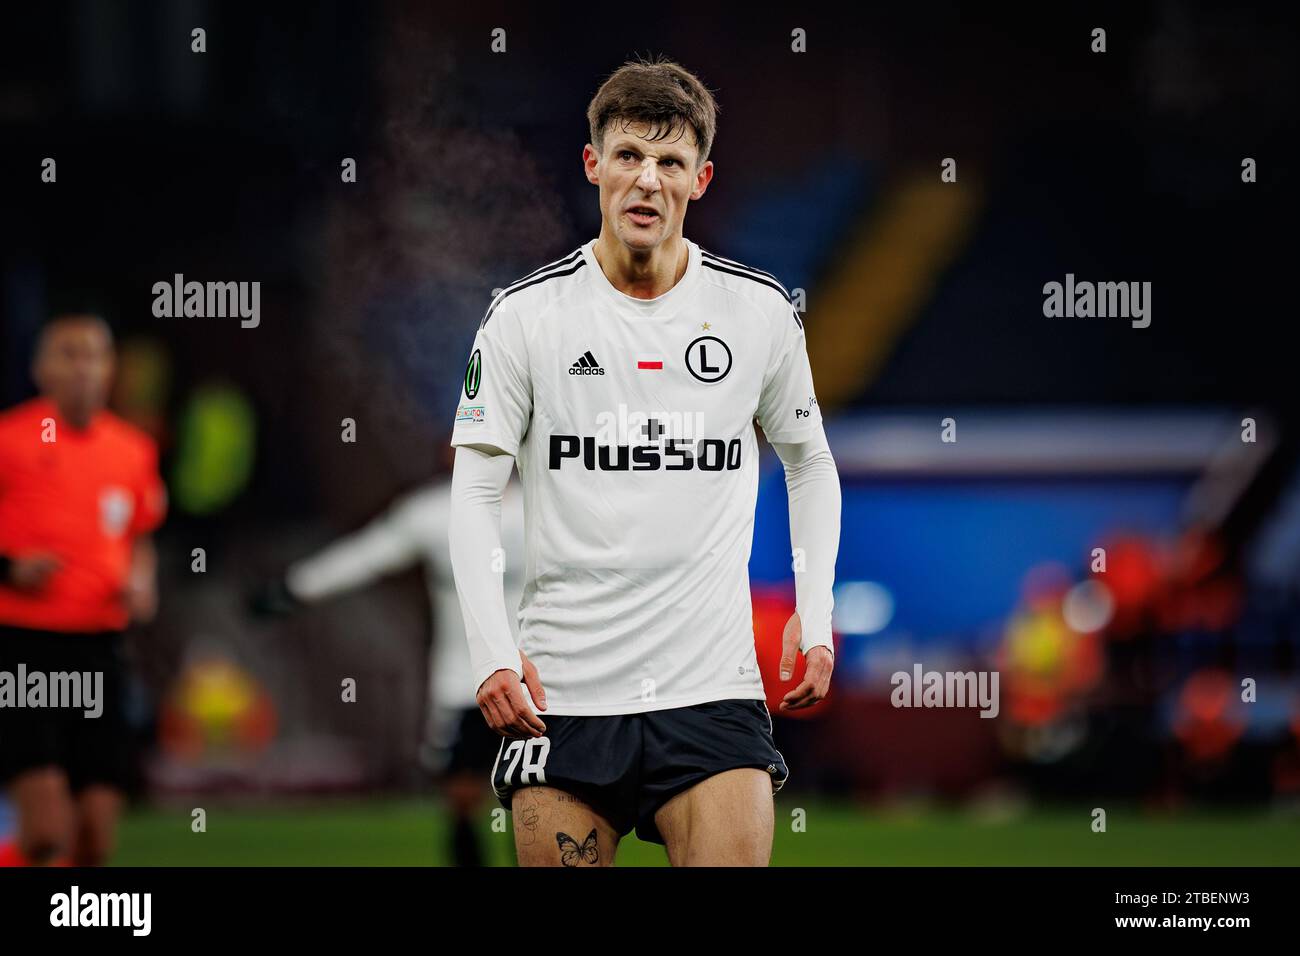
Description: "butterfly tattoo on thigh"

(556, 828), (599, 866)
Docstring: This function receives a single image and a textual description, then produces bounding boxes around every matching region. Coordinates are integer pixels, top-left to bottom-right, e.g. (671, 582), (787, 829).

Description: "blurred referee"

(0, 314), (166, 866)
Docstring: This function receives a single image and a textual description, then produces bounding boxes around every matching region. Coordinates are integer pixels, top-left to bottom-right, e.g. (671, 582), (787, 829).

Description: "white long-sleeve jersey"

(448, 238), (839, 715)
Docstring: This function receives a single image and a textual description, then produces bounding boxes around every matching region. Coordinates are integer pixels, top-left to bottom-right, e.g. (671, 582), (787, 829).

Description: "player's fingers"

(780, 614), (802, 681)
(480, 696), (509, 735)
(518, 710), (546, 736)
(507, 710), (544, 738)
(810, 671), (831, 700)
(500, 709), (534, 739)
(783, 693), (817, 711)
(521, 655), (547, 711)
(487, 689), (522, 735)
(818, 655), (835, 685)
(789, 673), (828, 708)
(508, 683), (547, 736)
(780, 678), (816, 710)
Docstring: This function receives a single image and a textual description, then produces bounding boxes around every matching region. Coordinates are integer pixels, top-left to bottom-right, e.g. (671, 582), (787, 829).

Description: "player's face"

(584, 119), (713, 254)
(33, 319), (115, 422)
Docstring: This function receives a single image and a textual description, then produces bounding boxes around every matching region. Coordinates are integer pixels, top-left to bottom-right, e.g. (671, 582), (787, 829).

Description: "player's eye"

(618, 150), (637, 162)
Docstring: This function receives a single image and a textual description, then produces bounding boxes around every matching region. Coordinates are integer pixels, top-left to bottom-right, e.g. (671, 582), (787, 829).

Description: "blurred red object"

(1098, 534), (1163, 638)
(1173, 669), (1245, 764)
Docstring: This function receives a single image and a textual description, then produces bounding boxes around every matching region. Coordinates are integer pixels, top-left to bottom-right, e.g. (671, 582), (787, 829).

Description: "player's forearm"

(772, 431), (841, 656)
(284, 517), (416, 603)
(448, 444), (523, 690)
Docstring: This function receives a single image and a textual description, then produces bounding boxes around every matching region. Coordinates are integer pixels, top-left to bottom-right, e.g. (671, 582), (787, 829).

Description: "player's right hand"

(477, 652), (547, 738)
(8, 553), (61, 591)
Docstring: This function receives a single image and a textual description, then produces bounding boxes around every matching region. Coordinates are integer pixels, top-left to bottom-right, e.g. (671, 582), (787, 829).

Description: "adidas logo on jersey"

(569, 351), (605, 375)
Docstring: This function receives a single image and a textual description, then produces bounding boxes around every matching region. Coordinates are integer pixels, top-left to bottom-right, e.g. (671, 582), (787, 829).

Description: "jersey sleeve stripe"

(700, 249), (790, 295)
(701, 259), (793, 305)
(480, 255), (588, 329)
(700, 251), (805, 330)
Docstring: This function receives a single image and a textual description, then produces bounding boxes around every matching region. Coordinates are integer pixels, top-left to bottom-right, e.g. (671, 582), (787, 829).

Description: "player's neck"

(47, 396), (98, 431)
(592, 232), (689, 300)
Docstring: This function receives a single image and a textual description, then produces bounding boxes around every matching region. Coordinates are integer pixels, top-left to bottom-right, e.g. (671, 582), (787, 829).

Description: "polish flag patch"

(636, 355), (664, 370)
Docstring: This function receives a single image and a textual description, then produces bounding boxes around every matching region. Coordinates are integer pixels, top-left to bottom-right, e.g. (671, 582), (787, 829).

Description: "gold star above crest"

(701, 322), (711, 331)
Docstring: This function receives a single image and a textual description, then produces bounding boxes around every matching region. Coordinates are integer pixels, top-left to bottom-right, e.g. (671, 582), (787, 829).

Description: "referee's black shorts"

(0, 624), (133, 792)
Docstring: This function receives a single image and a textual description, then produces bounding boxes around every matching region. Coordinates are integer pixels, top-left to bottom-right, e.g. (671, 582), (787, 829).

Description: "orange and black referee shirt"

(0, 397), (167, 633)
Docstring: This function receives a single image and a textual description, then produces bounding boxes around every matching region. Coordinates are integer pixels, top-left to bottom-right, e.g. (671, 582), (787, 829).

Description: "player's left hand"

(778, 612), (833, 711)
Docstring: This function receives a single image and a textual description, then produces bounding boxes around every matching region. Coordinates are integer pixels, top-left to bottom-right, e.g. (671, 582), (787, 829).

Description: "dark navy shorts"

(490, 698), (788, 844)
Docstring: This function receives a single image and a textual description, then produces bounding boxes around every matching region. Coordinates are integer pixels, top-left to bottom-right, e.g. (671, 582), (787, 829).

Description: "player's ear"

(582, 144), (600, 185)
(690, 159), (714, 200)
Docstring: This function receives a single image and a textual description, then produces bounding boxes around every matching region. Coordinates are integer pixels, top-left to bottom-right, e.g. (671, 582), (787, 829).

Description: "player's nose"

(637, 158), (660, 190)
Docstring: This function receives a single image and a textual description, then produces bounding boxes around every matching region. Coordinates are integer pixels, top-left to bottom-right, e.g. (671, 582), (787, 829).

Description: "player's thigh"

(511, 786), (620, 867)
(654, 768), (774, 867)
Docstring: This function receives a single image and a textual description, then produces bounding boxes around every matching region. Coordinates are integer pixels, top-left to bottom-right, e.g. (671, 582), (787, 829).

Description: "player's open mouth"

(626, 207), (659, 226)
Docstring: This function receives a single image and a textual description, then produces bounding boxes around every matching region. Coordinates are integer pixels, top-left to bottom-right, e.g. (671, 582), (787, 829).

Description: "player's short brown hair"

(586, 54), (720, 168)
